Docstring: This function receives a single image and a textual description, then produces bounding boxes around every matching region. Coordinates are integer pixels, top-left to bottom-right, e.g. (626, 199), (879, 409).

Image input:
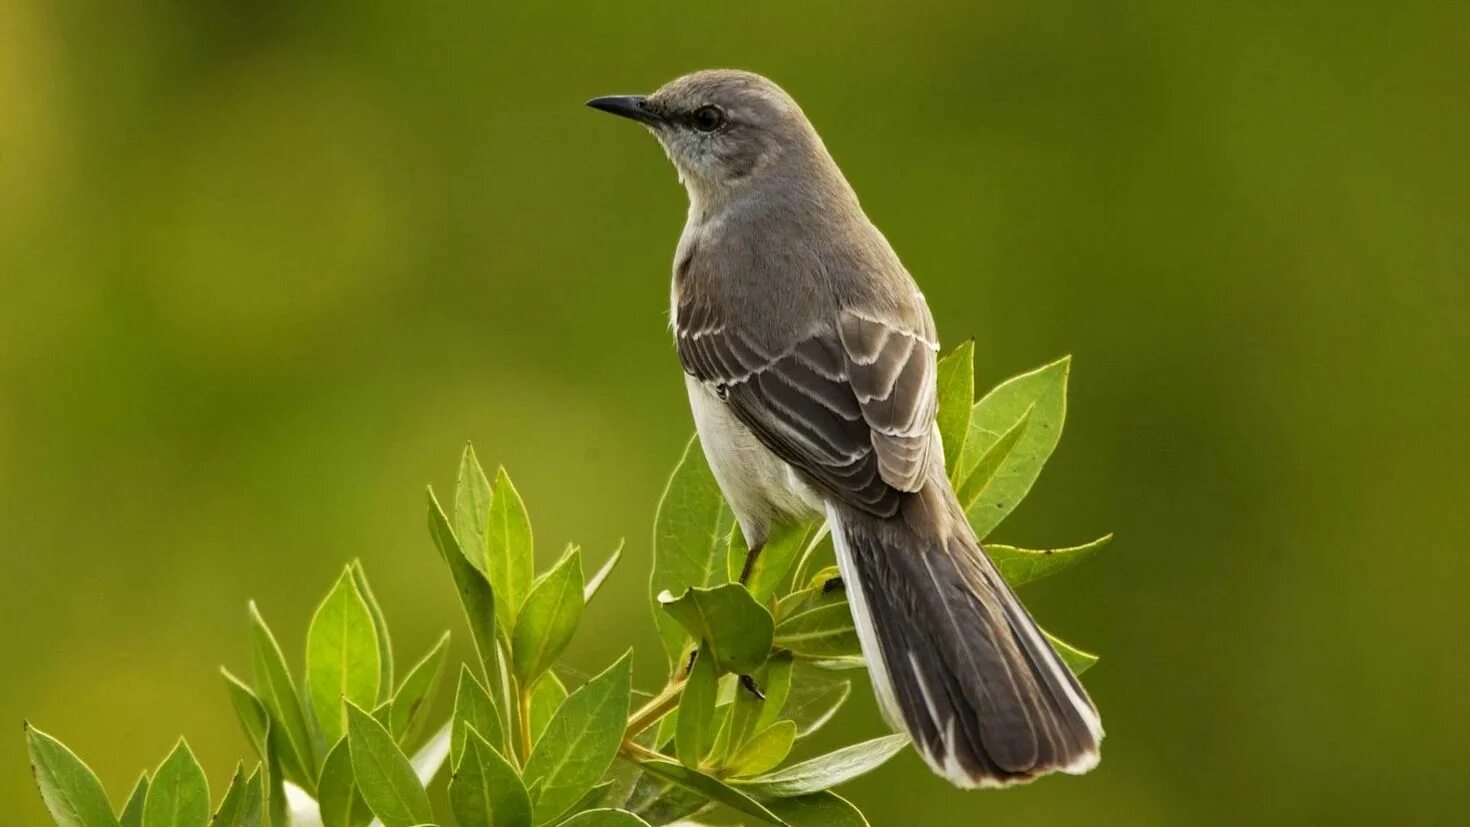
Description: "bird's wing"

(676, 300), (939, 518)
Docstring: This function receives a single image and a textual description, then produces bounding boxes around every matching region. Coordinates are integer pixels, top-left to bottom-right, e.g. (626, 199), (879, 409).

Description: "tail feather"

(827, 481), (1102, 789)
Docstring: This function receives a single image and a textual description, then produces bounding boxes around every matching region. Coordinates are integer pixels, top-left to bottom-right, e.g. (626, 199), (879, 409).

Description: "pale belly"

(684, 375), (824, 547)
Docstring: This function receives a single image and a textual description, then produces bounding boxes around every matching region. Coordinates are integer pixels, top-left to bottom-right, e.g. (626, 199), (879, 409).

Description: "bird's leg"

(738, 540), (765, 585)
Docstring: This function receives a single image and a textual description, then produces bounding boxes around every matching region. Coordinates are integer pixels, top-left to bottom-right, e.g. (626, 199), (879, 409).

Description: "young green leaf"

(264, 728), (289, 827)
(731, 733), (909, 798)
(219, 769), (265, 827)
(724, 721), (797, 777)
(512, 546), (585, 684)
(428, 487), (498, 681)
(742, 522), (818, 605)
(455, 443), (494, 573)
(958, 356), (1070, 538)
(635, 760), (782, 825)
(486, 466), (535, 632)
(651, 437), (737, 667)
(451, 665), (504, 766)
(390, 631), (451, 747)
(774, 667), (848, 739)
(773, 588), (860, 659)
(209, 764), (245, 826)
(763, 791), (869, 827)
(657, 584), (774, 675)
(988, 534), (1112, 589)
(345, 702), (432, 827)
(935, 340), (976, 473)
(248, 602), (316, 786)
(349, 561), (395, 702)
(318, 738), (372, 827)
(523, 652), (633, 825)
(583, 541), (624, 603)
(448, 726), (532, 827)
(675, 648), (717, 768)
(954, 404), (1033, 513)
(556, 811), (651, 827)
(728, 655), (794, 754)
(704, 703), (735, 767)
(308, 568), (383, 745)
(220, 669), (269, 758)
(119, 774), (148, 827)
(1044, 629), (1099, 675)
(528, 672), (568, 747)
(143, 739), (210, 827)
(25, 723), (118, 827)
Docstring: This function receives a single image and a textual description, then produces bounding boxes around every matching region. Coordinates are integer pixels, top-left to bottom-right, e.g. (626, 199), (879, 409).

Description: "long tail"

(827, 476), (1103, 788)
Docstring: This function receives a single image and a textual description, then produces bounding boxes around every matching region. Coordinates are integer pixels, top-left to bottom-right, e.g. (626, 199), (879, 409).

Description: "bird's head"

(588, 70), (829, 208)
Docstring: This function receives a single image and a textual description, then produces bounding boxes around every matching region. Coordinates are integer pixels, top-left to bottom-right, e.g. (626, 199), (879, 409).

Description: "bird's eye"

(691, 105), (726, 132)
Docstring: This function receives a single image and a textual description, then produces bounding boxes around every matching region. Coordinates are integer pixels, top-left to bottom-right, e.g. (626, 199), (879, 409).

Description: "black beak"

(586, 95), (663, 127)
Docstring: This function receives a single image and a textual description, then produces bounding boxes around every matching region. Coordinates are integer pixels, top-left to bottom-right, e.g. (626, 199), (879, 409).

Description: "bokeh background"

(4, 1), (1468, 823)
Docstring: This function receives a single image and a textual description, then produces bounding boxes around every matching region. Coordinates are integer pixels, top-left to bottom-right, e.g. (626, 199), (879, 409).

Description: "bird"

(587, 70), (1102, 789)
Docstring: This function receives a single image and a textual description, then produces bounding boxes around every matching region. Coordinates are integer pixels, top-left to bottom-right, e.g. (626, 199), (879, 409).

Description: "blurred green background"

(3, 0), (1467, 823)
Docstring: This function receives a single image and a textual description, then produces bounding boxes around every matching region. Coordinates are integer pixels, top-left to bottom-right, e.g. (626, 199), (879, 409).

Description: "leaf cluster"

(26, 350), (1107, 826)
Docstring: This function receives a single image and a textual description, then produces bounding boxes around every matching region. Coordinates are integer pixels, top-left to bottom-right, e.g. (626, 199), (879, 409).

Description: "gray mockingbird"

(588, 70), (1102, 788)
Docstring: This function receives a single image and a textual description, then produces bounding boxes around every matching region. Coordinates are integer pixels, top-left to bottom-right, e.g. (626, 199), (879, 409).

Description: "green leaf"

(451, 665), (504, 767)
(391, 631), (452, 747)
(209, 765), (245, 826)
(345, 702), (433, 827)
(248, 602), (316, 786)
(726, 654), (793, 755)
(308, 568), (383, 746)
(773, 588), (860, 659)
(954, 404), (1032, 513)
(220, 669), (269, 758)
(657, 584), (774, 675)
(528, 672), (568, 747)
(212, 764), (264, 827)
(25, 724), (119, 827)
(118, 774), (147, 827)
(988, 534), (1111, 589)
(742, 522), (818, 605)
(634, 760), (782, 825)
(512, 546), (585, 684)
(556, 811), (651, 827)
(763, 791), (869, 827)
(675, 647), (717, 768)
(523, 652), (633, 825)
(349, 561), (395, 703)
(732, 733), (909, 798)
(779, 666), (850, 738)
(142, 739), (210, 827)
(486, 466), (535, 633)
(1044, 629), (1099, 675)
(958, 356), (1070, 538)
(448, 727), (532, 827)
(455, 443), (494, 573)
(935, 340), (975, 473)
(223, 770), (265, 827)
(319, 737), (372, 827)
(583, 541), (624, 603)
(263, 727), (289, 827)
(651, 437), (737, 667)
(725, 721), (796, 777)
(428, 487), (498, 682)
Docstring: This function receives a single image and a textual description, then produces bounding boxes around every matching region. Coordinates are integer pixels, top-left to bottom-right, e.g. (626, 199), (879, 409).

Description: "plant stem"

(624, 679), (686, 740)
(618, 739), (666, 764)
